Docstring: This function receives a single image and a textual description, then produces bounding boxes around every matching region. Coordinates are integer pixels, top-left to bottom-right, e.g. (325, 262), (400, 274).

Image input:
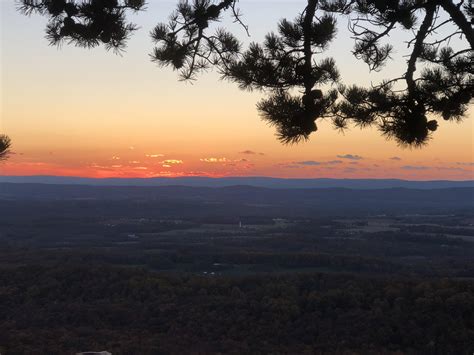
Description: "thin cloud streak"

(239, 150), (265, 156)
(293, 160), (343, 166)
(337, 154), (363, 160)
(401, 165), (430, 170)
(200, 157), (229, 163)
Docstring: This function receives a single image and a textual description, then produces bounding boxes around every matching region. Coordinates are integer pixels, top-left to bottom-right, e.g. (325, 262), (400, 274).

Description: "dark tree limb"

(406, 4), (435, 99)
(302, 0), (318, 94)
(440, 0), (474, 49)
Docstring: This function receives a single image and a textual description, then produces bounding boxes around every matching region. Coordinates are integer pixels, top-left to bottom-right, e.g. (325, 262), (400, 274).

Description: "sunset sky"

(1, 1), (473, 180)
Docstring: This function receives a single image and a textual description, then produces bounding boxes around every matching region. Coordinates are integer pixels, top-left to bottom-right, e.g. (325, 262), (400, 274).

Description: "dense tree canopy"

(2, 265), (474, 353)
(18, 0), (473, 146)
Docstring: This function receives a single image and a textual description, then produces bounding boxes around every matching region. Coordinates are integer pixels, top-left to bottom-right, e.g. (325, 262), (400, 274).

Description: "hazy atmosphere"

(2, 1), (472, 180)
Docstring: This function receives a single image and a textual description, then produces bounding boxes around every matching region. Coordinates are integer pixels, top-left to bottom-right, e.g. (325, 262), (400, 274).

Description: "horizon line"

(1, 174), (473, 182)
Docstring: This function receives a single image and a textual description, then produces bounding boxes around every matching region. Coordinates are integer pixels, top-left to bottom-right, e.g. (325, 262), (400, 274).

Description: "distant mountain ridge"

(0, 175), (473, 189)
(0, 183), (472, 216)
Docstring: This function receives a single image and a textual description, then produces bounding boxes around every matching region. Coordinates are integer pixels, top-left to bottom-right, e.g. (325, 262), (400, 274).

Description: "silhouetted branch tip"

(0, 135), (12, 161)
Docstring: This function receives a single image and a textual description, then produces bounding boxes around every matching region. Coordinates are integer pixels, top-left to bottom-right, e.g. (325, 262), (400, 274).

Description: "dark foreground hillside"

(1, 266), (473, 354)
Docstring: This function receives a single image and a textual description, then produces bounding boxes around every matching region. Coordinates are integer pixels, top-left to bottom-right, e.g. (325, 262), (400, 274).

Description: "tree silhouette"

(18, 0), (473, 146)
(0, 135), (11, 161)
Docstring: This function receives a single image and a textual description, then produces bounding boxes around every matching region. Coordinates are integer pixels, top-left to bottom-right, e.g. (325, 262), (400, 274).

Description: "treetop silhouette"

(18, 0), (473, 146)
(0, 135), (11, 161)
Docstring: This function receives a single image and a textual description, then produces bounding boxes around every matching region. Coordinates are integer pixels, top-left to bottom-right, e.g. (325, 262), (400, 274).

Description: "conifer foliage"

(0, 135), (11, 161)
(18, 0), (473, 146)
